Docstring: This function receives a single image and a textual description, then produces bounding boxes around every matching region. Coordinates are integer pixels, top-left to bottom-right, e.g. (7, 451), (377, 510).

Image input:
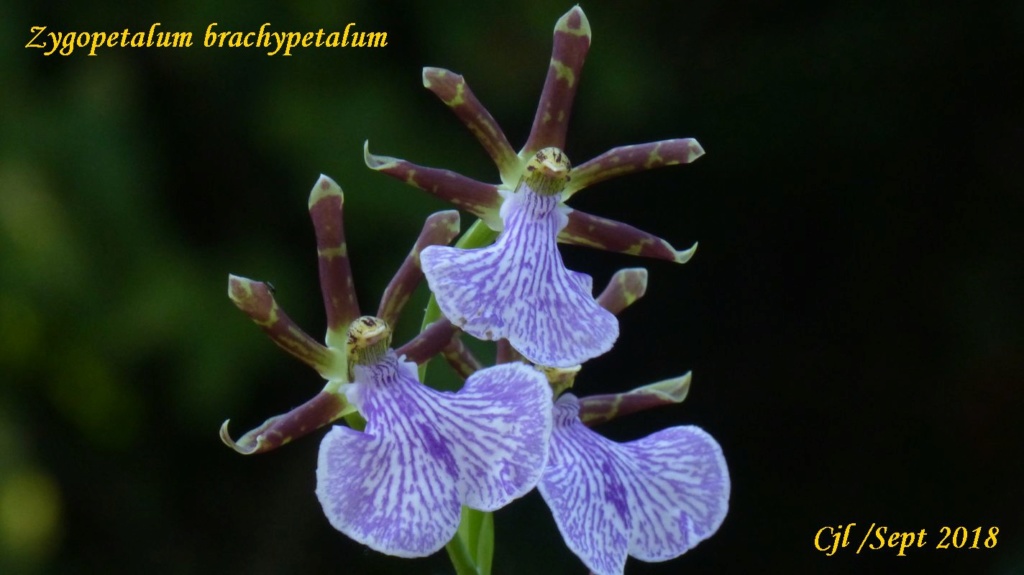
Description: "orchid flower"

(220, 175), (555, 558)
(317, 318), (552, 558)
(438, 264), (729, 574)
(219, 7), (732, 574)
(365, 7), (703, 260)
(536, 263), (729, 574)
(219, 175), (461, 455)
(420, 149), (618, 367)
(533, 273), (729, 575)
(366, 6), (703, 367)
(541, 391), (729, 575)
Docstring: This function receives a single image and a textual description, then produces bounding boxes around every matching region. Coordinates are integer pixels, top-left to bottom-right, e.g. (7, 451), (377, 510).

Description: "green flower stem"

(445, 522), (481, 575)
(446, 506), (494, 575)
(469, 508), (494, 573)
(419, 217), (499, 575)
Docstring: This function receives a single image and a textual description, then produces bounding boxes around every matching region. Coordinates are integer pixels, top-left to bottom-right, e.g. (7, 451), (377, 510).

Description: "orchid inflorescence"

(221, 7), (729, 575)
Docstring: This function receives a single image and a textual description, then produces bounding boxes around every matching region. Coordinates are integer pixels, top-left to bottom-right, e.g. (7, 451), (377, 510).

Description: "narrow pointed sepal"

(220, 391), (353, 455)
(308, 175), (360, 341)
(421, 190), (618, 367)
(565, 139), (705, 198)
(364, 142), (502, 228)
(522, 6), (592, 156)
(597, 268), (649, 315)
(227, 274), (335, 373)
(422, 67), (519, 179)
(393, 318), (457, 365)
(315, 352), (552, 557)
(539, 394), (730, 575)
(559, 210), (697, 264)
(579, 372), (692, 427)
(377, 210), (461, 327)
(441, 334), (483, 380)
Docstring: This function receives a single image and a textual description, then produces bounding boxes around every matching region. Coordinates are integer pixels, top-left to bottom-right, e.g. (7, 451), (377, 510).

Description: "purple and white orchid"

(367, 6), (703, 366)
(317, 323), (552, 558)
(541, 393), (729, 575)
(420, 148), (618, 367)
(221, 6), (730, 575)
(221, 176), (554, 558)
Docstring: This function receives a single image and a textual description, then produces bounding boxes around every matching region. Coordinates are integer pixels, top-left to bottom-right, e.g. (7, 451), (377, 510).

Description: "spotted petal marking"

(538, 394), (730, 575)
(421, 187), (618, 367)
(315, 351), (552, 557)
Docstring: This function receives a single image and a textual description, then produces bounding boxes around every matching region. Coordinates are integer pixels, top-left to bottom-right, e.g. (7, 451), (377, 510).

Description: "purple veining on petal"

(316, 351), (552, 557)
(421, 187), (618, 367)
(538, 394), (729, 575)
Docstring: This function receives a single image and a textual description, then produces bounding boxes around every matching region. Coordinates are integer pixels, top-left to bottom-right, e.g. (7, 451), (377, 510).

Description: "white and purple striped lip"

(421, 148), (619, 368)
(315, 350), (553, 557)
(538, 394), (731, 575)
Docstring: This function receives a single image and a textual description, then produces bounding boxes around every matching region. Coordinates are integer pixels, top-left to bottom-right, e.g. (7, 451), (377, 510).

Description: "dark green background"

(2, 1), (1022, 573)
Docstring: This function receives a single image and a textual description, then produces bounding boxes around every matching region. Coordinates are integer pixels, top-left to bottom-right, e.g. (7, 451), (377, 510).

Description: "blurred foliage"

(1, 0), (1023, 574)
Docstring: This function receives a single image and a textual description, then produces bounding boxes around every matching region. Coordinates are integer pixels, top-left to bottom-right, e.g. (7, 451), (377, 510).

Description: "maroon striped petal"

(220, 391), (352, 455)
(596, 268), (649, 315)
(578, 373), (692, 427)
(394, 318), (458, 365)
(227, 274), (334, 373)
(522, 7), (592, 156)
(441, 334), (484, 380)
(363, 142), (502, 227)
(377, 210), (461, 328)
(308, 175), (360, 341)
(422, 67), (519, 179)
(559, 210), (697, 264)
(566, 139), (705, 198)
